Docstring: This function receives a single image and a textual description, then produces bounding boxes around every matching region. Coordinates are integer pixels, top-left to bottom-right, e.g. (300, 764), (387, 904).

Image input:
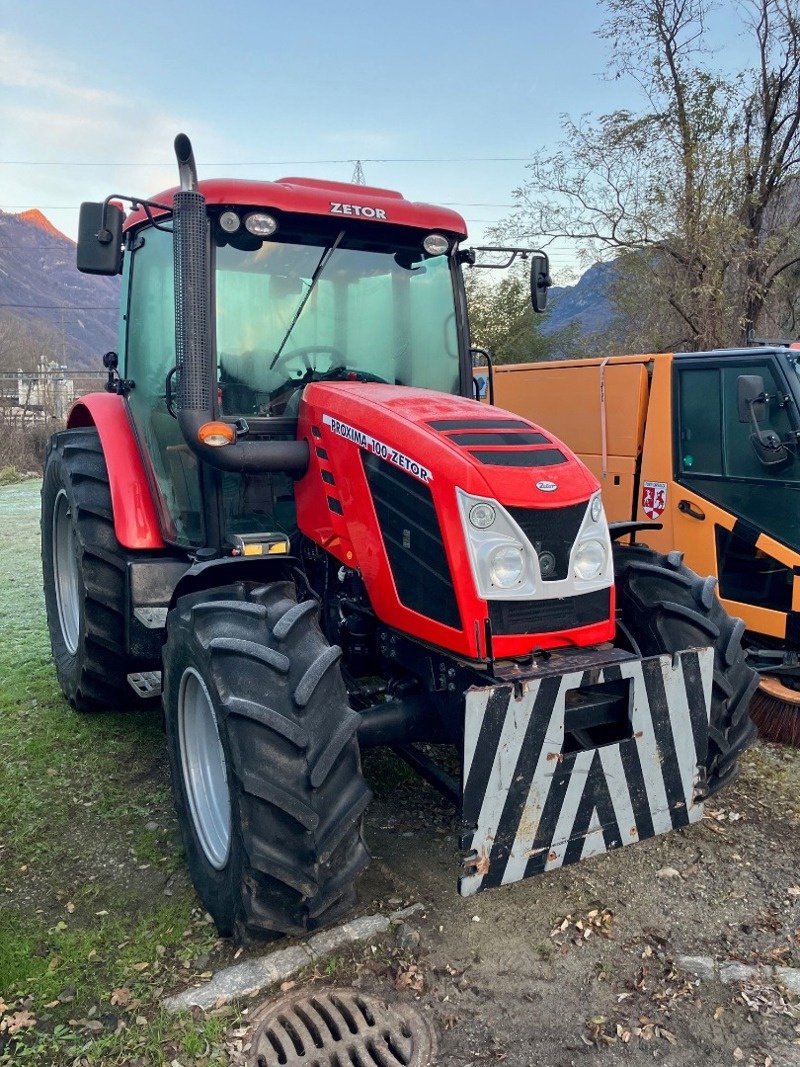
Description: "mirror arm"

(467, 246), (546, 270)
(99, 193), (174, 240)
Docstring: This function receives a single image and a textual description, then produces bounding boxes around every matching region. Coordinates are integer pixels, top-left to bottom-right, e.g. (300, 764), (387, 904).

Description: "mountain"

(0, 205), (621, 369)
(542, 259), (619, 342)
(0, 208), (119, 370)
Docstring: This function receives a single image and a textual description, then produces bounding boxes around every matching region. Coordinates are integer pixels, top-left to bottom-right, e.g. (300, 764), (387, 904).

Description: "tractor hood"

(295, 383), (613, 660)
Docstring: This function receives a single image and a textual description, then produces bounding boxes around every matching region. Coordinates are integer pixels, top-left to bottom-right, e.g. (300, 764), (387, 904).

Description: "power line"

(0, 304), (117, 310)
(1, 202), (517, 211)
(0, 157), (533, 166)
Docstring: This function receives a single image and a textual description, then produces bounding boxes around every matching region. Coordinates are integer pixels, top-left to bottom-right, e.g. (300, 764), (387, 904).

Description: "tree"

(502, 0), (800, 350)
(464, 266), (583, 363)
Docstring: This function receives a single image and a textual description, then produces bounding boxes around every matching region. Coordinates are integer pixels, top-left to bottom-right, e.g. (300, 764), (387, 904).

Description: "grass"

(0, 480), (237, 1065)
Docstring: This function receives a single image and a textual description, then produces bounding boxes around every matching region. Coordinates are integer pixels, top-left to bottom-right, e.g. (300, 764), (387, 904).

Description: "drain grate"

(247, 987), (436, 1067)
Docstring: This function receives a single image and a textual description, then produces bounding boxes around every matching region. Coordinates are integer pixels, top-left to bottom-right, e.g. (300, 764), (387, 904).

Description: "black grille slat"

(469, 448), (566, 467)
(428, 418), (531, 430)
(489, 589), (611, 636)
(363, 454), (461, 630)
(508, 502), (587, 581)
(449, 431), (549, 446)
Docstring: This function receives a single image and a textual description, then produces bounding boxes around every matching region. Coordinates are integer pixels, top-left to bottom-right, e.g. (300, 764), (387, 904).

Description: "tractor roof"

(124, 178), (468, 237)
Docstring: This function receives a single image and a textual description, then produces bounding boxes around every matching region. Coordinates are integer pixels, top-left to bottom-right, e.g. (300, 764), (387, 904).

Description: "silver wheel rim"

(178, 667), (232, 870)
(52, 489), (81, 655)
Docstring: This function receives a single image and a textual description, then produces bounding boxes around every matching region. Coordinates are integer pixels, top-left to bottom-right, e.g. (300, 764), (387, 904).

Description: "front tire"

(163, 581), (371, 940)
(613, 544), (758, 797)
(41, 428), (139, 711)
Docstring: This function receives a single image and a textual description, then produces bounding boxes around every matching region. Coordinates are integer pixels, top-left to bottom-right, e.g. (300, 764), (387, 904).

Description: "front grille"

(507, 502), (587, 581)
(489, 588), (611, 636)
(363, 453), (461, 630)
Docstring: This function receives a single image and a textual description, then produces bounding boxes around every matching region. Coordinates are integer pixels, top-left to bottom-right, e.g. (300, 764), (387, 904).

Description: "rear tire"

(41, 428), (139, 712)
(163, 580), (371, 940)
(613, 543), (758, 797)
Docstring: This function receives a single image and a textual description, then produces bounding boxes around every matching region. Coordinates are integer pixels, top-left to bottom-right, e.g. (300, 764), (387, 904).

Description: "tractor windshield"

(213, 227), (460, 416)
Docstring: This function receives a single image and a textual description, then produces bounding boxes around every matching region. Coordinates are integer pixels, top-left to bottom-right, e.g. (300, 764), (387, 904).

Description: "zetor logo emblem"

(536, 480), (558, 492)
(330, 202), (387, 220)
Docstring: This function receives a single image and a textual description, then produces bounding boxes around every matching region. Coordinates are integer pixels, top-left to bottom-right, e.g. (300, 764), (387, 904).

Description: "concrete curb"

(163, 904), (424, 1013)
(678, 954), (800, 995)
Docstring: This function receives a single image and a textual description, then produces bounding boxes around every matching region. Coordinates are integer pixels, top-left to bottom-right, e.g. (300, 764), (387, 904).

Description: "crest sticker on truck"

(322, 414), (432, 483)
(642, 480), (668, 520)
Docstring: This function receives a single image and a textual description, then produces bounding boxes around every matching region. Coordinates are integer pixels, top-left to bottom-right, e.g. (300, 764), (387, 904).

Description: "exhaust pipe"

(174, 133), (198, 192)
(171, 134), (309, 474)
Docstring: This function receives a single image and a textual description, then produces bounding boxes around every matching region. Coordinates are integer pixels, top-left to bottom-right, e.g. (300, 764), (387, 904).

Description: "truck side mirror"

(737, 373), (791, 468)
(737, 374), (765, 423)
(77, 201), (124, 275)
(530, 253), (551, 314)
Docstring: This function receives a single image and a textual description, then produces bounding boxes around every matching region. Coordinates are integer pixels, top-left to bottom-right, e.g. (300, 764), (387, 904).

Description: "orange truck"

(482, 347), (800, 741)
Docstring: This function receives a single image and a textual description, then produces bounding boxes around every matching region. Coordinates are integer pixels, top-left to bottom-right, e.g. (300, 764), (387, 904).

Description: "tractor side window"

(678, 367), (723, 475)
(125, 226), (203, 546)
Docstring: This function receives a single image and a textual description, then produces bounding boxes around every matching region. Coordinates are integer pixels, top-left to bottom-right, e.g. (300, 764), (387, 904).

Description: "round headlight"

(489, 544), (525, 588)
(469, 502), (496, 529)
(574, 539), (606, 580)
(219, 210), (240, 234)
(245, 212), (278, 237)
(590, 495), (603, 522)
(423, 233), (449, 256)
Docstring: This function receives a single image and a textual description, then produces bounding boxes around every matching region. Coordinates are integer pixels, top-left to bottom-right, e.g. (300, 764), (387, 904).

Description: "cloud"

(0, 31), (230, 237)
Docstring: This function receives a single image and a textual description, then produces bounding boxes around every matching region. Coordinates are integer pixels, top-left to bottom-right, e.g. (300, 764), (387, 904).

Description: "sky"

(0, 0), (753, 283)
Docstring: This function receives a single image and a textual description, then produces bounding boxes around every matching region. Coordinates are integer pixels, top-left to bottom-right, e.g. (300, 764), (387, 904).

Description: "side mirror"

(77, 201), (124, 275)
(737, 374), (766, 423)
(530, 253), (551, 314)
(737, 373), (792, 468)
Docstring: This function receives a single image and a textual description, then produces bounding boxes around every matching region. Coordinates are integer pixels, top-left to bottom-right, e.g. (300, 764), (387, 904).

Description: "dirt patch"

(351, 743), (800, 1066)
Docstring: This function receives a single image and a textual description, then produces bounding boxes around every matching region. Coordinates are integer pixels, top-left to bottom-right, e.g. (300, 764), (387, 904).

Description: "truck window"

(721, 363), (796, 481)
(676, 356), (800, 556)
(678, 367), (723, 475)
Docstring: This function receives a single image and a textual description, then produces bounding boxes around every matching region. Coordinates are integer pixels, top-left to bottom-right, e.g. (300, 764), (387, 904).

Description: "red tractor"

(42, 136), (756, 940)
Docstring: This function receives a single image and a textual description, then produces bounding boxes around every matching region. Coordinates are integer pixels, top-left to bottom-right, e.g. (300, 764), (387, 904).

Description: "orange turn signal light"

(197, 421), (236, 447)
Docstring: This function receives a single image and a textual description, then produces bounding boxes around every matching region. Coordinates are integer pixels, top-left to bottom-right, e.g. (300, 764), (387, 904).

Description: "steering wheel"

(279, 364), (391, 417)
(271, 345), (347, 376)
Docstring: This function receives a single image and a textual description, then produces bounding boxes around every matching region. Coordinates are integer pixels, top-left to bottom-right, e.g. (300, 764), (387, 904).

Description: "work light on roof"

(245, 212), (278, 237)
(219, 211), (240, 234)
(423, 233), (449, 256)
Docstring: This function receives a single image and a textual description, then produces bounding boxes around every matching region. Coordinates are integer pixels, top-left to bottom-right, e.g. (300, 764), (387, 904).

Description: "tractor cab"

(80, 169), (548, 551)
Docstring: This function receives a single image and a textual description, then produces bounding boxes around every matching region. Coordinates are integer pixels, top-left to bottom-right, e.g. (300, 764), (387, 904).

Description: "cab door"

(673, 353), (800, 642)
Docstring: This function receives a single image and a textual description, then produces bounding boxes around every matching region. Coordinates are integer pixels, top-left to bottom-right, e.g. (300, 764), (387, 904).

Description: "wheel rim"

(178, 667), (232, 870)
(52, 489), (81, 655)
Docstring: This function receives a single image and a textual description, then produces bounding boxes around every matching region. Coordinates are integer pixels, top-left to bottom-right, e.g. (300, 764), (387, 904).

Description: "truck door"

(673, 354), (800, 642)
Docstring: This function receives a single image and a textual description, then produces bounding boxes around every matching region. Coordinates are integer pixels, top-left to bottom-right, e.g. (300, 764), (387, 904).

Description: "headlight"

(574, 539), (606, 580)
(469, 502), (496, 529)
(591, 495), (603, 522)
(219, 210), (240, 234)
(245, 212), (278, 236)
(489, 545), (525, 587)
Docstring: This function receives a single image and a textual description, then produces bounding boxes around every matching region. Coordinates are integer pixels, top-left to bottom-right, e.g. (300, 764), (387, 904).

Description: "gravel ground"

(3, 476), (800, 1066)
(353, 742), (800, 1067)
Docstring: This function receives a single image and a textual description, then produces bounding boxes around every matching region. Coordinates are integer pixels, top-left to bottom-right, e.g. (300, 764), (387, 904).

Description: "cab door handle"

(678, 499), (705, 521)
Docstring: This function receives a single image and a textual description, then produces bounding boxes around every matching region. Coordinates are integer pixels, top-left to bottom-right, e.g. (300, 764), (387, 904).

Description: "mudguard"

(68, 393), (165, 550)
(460, 646), (714, 894)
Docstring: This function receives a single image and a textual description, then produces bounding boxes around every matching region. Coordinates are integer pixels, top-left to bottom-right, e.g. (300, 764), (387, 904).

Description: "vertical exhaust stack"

(170, 133), (308, 473)
(172, 134), (212, 419)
